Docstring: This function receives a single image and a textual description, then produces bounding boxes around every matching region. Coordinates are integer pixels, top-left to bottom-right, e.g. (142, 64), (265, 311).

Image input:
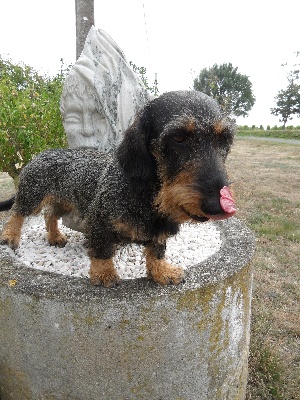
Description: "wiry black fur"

(0, 90), (235, 286)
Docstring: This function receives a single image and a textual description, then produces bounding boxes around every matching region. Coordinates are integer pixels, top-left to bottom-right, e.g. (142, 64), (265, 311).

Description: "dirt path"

(237, 135), (300, 145)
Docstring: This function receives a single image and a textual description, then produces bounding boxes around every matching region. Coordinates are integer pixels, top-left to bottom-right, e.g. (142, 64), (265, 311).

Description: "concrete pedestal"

(0, 218), (255, 400)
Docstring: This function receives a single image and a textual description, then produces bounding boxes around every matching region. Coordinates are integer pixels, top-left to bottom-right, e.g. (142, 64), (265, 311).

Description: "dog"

(0, 90), (236, 288)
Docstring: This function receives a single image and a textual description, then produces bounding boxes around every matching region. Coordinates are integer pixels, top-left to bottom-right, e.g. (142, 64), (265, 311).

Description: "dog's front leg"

(145, 242), (185, 286)
(87, 231), (120, 288)
(89, 257), (120, 288)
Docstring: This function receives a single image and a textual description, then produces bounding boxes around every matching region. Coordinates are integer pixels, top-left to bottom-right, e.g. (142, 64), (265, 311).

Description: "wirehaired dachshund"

(0, 90), (236, 287)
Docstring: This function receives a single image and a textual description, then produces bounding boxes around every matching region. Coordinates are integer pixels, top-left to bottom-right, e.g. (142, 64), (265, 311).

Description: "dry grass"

(0, 138), (299, 398)
(227, 138), (300, 400)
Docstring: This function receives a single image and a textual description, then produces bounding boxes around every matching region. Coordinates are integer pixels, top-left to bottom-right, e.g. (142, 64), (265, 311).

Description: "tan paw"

(0, 233), (20, 250)
(147, 261), (185, 286)
(48, 233), (67, 248)
(89, 258), (121, 288)
(0, 214), (24, 250)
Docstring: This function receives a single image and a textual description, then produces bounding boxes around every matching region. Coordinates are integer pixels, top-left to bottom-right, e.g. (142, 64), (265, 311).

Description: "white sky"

(1, 0), (300, 127)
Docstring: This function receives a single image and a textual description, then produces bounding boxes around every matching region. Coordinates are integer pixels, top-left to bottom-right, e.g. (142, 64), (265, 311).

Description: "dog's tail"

(0, 196), (15, 211)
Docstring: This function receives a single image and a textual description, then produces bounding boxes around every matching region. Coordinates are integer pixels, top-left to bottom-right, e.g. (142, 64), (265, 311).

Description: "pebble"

(9, 216), (221, 280)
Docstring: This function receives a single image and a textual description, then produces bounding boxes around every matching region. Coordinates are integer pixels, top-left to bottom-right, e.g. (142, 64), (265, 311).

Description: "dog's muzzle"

(198, 186), (236, 222)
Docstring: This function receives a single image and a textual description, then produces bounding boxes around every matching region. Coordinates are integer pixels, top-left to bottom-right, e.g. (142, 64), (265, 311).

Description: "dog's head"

(117, 90), (236, 223)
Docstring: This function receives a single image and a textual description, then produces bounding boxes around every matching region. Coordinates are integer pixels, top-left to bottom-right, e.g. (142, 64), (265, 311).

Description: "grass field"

(0, 137), (299, 399)
(227, 138), (300, 399)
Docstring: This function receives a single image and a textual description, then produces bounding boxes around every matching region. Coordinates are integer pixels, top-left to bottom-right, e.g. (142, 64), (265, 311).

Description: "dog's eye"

(172, 133), (187, 143)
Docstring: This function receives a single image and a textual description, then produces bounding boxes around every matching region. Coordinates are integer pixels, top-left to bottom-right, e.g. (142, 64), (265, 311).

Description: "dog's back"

(14, 148), (113, 217)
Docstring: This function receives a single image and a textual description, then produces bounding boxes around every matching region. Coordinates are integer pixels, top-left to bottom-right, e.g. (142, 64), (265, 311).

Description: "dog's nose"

(201, 198), (224, 216)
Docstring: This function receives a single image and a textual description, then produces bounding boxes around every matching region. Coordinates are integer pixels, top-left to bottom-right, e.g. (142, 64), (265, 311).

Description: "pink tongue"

(220, 186), (236, 214)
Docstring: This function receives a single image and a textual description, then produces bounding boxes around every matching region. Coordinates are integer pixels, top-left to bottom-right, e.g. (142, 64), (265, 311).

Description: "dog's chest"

(112, 220), (150, 243)
(112, 214), (179, 245)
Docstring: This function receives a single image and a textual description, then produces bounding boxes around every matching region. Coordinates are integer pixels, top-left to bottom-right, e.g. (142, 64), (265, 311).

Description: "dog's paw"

(0, 234), (20, 250)
(89, 258), (121, 288)
(48, 233), (67, 248)
(147, 261), (185, 286)
(90, 272), (121, 288)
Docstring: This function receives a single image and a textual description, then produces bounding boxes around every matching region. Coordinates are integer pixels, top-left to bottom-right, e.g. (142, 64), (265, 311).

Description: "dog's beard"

(154, 177), (207, 223)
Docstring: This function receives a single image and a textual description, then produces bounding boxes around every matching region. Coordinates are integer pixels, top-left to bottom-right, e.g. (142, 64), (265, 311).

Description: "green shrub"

(0, 57), (68, 185)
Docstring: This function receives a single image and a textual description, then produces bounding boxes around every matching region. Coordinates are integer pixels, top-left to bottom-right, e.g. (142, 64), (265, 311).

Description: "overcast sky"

(1, 0), (300, 127)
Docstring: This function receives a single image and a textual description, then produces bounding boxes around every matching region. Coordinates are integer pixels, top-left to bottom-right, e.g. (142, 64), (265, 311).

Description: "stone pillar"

(0, 218), (255, 400)
(75, 0), (94, 59)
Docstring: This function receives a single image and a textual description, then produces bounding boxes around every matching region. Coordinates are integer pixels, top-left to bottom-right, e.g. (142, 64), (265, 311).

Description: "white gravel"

(9, 216), (221, 280)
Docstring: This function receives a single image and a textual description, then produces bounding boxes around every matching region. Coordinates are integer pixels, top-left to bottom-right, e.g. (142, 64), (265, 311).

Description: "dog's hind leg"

(0, 189), (49, 249)
(145, 242), (185, 286)
(0, 212), (25, 250)
(44, 199), (73, 247)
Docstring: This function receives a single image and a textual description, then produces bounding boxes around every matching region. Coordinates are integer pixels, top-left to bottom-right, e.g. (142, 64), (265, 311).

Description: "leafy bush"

(0, 57), (68, 185)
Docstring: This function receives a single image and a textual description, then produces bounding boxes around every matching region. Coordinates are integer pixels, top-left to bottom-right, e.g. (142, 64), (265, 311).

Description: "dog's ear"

(116, 108), (156, 194)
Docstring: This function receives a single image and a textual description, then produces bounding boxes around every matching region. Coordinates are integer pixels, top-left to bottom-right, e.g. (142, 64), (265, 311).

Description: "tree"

(271, 54), (300, 127)
(270, 80), (300, 127)
(193, 63), (255, 118)
(0, 57), (68, 185)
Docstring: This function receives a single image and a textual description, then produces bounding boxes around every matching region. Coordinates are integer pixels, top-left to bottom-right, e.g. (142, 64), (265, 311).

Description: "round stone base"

(0, 218), (255, 400)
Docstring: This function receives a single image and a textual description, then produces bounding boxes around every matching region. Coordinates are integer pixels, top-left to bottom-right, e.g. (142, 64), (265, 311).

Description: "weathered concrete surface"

(0, 218), (255, 400)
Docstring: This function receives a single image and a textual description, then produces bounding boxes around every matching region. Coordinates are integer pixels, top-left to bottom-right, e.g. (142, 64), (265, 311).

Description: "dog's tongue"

(220, 186), (236, 214)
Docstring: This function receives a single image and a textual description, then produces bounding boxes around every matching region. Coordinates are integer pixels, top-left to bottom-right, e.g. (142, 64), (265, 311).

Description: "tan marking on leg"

(0, 213), (25, 249)
(89, 258), (120, 288)
(44, 214), (67, 247)
(34, 195), (74, 215)
(113, 220), (138, 240)
(43, 196), (75, 247)
(112, 220), (148, 242)
(145, 247), (184, 286)
(154, 169), (204, 223)
(32, 194), (56, 215)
